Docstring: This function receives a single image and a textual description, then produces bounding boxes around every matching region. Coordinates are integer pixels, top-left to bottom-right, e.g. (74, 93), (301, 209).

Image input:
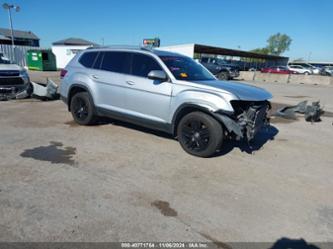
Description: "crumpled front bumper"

(213, 101), (270, 141)
(0, 83), (31, 101)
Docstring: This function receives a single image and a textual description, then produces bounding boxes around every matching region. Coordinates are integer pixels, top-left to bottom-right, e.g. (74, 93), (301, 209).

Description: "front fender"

(169, 89), (235, 122)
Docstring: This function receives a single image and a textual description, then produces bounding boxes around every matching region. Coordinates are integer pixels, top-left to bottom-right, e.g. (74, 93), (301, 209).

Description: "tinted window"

(132, 53), (162, 77)
(92, 52), (103, 69)
(100, 52), (131, 74)
(79, 52), (98, 68)
(160, 56), (215, 81)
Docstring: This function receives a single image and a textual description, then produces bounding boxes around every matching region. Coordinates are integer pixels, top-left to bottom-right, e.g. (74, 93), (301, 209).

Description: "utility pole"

(2, 3), (20, 63)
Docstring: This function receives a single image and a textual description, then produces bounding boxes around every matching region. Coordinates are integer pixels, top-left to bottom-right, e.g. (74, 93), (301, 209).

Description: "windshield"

(160, 56), (215, 81)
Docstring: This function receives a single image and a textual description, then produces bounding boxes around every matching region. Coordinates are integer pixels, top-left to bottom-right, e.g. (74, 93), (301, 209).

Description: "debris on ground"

(31, 78), (60, 100)
(0, 78), (59, 101)
(274, 100), (324, 122)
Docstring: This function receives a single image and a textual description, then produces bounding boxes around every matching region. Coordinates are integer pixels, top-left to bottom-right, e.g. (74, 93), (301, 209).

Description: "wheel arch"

(67, 84), (94, 111)
(171, 103), (220, 137)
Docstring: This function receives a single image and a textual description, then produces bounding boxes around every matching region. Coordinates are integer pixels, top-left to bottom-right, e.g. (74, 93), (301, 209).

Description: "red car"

(261, 66), (297, 74)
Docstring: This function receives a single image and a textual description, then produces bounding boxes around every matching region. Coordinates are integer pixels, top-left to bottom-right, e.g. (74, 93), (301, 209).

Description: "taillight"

(60, 69), (68, 79)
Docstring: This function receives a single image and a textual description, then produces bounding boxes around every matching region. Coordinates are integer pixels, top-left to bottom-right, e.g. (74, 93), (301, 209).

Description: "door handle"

(91, 74), (99, 79)
(126, 80), (135, 85)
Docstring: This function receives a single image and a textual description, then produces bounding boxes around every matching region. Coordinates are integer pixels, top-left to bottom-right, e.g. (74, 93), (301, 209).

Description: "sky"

(0, 0), (332, 61)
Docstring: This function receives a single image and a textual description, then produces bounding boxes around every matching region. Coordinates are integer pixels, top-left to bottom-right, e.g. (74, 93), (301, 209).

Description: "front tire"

(70, 92), (97, 125)
(177, 112), (223, 157)
(217, 71), (229, 80)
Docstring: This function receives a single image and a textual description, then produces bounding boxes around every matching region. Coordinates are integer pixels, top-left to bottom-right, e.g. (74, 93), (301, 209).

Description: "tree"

(250, 47), (270, 55)
(251, 33), (292, 56)
(266, 33), (292, 55)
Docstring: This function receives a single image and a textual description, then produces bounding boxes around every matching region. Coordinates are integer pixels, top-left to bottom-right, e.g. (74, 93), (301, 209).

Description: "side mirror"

(148, 70), (167, 81)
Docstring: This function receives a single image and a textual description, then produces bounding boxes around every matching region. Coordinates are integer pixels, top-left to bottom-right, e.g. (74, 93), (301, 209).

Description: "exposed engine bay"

(214, 100), (271, 141)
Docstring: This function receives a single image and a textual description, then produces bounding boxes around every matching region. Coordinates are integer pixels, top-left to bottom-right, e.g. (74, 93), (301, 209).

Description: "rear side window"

(132, 53), (162, 78)
(100, 52), (131, 74)
(79, 52), (98, 68)
(92, 52), (103, 69)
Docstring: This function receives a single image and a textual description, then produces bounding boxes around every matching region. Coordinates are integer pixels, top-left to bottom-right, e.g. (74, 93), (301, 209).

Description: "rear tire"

(70, 92), (97, 125)
(177, 112), (223, 157)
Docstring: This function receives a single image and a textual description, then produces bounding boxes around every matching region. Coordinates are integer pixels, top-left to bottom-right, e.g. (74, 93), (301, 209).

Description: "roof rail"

(87, 45), (155, 52)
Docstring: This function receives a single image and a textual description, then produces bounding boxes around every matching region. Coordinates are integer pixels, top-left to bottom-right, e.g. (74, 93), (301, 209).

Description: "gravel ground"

(0, 74), (332, 244)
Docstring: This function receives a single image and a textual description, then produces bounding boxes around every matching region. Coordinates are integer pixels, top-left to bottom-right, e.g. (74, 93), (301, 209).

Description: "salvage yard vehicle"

(288, 65), (312, 75)
(288, 63), (322, 75)
(60, 46), (272, 157)
(261, 66), (296, 74)
(323, 66), (333, 76)
(0, 56), (31, 101)
(200, 57), (240, 80)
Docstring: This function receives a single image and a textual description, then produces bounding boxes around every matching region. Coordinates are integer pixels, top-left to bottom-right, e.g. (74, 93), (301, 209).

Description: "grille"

(230, 100), (269, 116)
(0, 87), (14, 94)
(0, 70), (20, 77)
(0, 77), (24, 86)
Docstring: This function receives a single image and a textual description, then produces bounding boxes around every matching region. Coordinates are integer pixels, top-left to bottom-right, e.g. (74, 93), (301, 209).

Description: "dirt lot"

(0, 73), (333, 243)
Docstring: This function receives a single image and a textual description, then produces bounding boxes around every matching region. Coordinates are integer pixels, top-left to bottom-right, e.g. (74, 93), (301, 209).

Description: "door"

(92, 51), (131, 112)
(124, 53), (172, 123)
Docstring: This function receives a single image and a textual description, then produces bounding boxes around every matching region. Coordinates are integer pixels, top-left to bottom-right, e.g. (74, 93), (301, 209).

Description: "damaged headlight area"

(214, 100), (271, 141)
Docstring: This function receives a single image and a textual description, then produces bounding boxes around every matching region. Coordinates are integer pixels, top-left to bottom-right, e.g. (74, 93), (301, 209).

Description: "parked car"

(0, 54), (31, 101)
(261, 66), (296, 74)
(199, 57), (240, 80)
(288, 65), (312, 75)
(289, 63), (321, 75)
(60, 46), (272, 157)
(323, 66), (333, 76)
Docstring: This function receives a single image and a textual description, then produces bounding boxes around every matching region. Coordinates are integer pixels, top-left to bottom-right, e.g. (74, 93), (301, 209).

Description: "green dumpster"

(27, 50), (57, 71)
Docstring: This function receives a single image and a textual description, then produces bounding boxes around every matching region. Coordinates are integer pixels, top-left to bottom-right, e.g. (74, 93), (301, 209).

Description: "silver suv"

(60, 46), (272, 157)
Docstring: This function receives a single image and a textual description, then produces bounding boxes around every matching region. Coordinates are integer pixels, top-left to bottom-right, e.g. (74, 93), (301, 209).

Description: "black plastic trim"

(67, 84), (95, 111)
(171, 103), (217, 136)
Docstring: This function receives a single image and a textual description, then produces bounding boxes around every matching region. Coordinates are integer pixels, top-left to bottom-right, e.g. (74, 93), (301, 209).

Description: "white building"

(158, 43), (197, 58)
(51, 38), (98, 69)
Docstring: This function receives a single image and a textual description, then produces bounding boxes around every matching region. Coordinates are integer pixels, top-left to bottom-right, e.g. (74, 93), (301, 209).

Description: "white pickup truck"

(0, 54), (31, 100)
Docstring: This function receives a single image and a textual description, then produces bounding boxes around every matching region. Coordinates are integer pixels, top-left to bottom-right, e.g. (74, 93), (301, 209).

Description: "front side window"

(131, 53), (162, 78)
(160, 56), (215, 81)
(100, 51), (131, 74)
(79, 52), (98, 68)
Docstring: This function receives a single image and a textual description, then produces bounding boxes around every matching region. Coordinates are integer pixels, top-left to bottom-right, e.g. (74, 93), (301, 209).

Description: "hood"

(0, 64), (22, 71)
(194, 80), (272, 101)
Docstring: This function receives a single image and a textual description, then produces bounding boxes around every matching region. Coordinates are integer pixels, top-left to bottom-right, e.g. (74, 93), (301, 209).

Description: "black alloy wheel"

(177, 112), (223, 157)
(70, 92), (97, 125)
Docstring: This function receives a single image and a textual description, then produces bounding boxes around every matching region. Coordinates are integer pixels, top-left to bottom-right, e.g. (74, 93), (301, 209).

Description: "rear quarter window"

(100, 51), (131, 74)
(79, 52), (98, 68)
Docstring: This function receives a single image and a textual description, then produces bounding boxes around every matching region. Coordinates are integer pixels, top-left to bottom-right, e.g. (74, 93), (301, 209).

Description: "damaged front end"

(214, 100), (271, 141)
(0, 84), (32, 101)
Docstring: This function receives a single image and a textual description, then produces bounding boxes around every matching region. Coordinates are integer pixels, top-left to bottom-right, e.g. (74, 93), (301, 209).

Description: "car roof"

(86, 45), (185, 57)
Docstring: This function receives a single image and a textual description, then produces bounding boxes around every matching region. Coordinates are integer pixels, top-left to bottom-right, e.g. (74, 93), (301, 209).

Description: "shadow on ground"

(270, 237), (321, 249)
(75, 117), (279, 157)
(216, 125), (279, 156)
